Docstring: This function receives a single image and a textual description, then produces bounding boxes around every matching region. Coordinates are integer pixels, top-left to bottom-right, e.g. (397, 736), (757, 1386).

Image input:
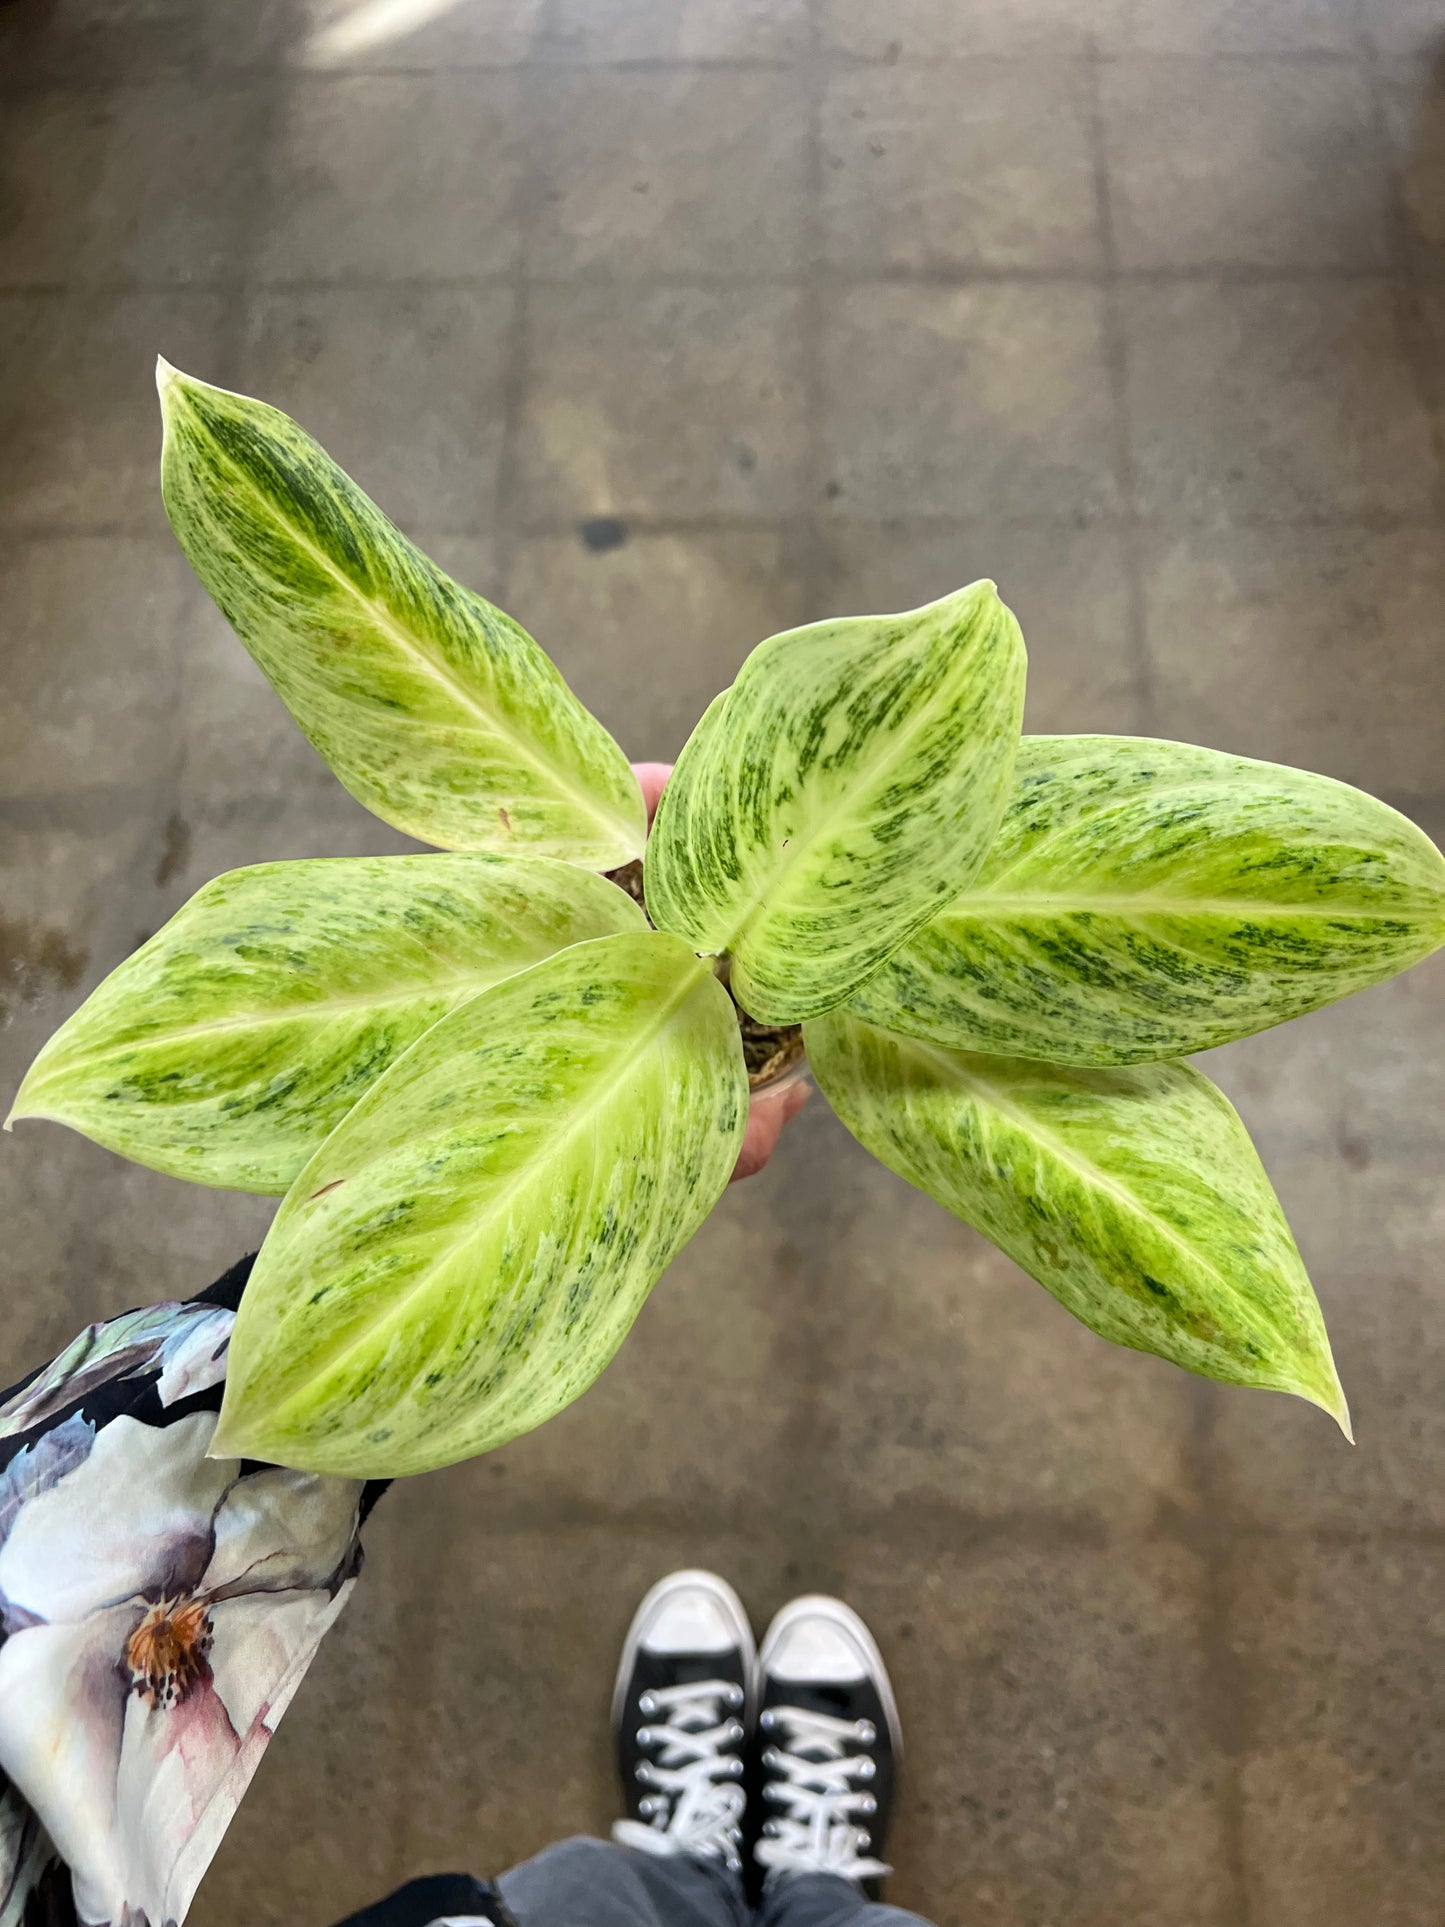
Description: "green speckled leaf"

(643, 581), (1026, 1024)
(806, 1010), (1349, 1430)
(7, 855), (644, 1194)
(848, 735), (1445, 1064)
(158, 362), (646, 867)
(210, 930), (747, 1478)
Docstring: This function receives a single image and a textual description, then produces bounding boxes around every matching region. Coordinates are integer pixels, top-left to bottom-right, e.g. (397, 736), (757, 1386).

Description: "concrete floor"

(3, 0), (1445, 1922)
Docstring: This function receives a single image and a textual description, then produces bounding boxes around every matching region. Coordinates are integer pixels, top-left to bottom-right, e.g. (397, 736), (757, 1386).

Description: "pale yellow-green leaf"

(848, 735), (1445, 1064)
(158, 362), (645, 867)
(7, 855), (644, 1194)
(806, 1010), (1349, 1431)
(643, 581), (1027, 1024)
(210, 930), (748, 1478)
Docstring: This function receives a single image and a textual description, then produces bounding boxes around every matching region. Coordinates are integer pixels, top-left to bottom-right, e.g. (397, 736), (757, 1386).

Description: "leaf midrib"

(900, 1036), (1298, 1354)
(719, 607), (1009, 955)
(936, 893), (1434, 920)
(31, 967), (514, 1068)
(247, 953), (719, 1432)
(184, 396), (643, 858)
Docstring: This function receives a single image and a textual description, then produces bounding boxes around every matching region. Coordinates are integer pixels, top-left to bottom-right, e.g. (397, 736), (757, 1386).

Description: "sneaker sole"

(755, 1593), (903, 1760)
(611, 1568), (758, 1736)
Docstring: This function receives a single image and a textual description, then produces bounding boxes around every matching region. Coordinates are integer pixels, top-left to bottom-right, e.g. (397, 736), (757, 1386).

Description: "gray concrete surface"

(2, 2), (1444, 1922)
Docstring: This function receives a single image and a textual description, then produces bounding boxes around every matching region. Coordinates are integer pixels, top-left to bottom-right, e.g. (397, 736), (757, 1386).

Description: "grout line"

(1356, 16), (1445, 499)
(8, 504), (1445, 543)
(460, 1), (548, 607)
(315, 53), (804, 75)
(1184, 1385), (1255, 1927)
(371, 1469), (1445, 1551)
(0, 46), (1387, 96)
(34, 0), (276, 1539)
(5, 261), (1437, 300)
(710, 0), (868, 1595)
(1084, 28), (1155, 734)
(1090, 46), (1243, 1923)
(478, 222), (533, 603)
(796, 0), (831, 619)
(371, 0), (550, 1860)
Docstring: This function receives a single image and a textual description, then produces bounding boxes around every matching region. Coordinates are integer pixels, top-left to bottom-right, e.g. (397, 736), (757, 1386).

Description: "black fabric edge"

(329, 1871), (521, 1927)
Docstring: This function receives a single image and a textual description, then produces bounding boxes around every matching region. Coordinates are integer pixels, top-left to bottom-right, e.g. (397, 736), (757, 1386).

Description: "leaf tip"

(1328, 1384), (1355, 1445)
(155, 354), (185, 406)
(0, 1086), (35, 1132)
(1318, 1342), (1353, 1442)
(1296, 1367), (1353, 1443)
(5, 1067), (45, 1132)
(932, 575), (998, 618)
(207, 1382), (262, 1462)
(932, 575), (1025, 670)
(156, 358), (191, 457)
(156, 356), (215, 433)
(206, 1410), (256, 1462)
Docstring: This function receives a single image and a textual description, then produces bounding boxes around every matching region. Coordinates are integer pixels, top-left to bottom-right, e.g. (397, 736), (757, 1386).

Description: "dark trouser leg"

(330, 1871), (510, 1926)
(758, 1872), (937, 1927)
(498, 1836), (751, 1927)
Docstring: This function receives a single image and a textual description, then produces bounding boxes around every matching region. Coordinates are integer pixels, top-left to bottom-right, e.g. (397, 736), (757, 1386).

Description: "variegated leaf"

(848, 735), (1445, 1064)
(7, 855), (645, 1194)
(158, 362), (646, 867)
(210, 930), (748, 1478)
(643, 581), (1027, 1025)
(806, 1010), (1349, 1430)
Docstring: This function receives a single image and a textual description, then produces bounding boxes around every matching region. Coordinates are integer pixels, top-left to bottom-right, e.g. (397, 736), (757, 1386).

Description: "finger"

(728, 1079), (811, 1183)
(629, 762), (674, 826)
(730, 1103), (783, 1182)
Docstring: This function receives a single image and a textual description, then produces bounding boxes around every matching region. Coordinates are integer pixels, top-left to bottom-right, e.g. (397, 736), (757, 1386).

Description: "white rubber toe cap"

(758, 1594), (902, 1753)
(612, 1570), (756, 1727)
(635, 1570), (753, 1655)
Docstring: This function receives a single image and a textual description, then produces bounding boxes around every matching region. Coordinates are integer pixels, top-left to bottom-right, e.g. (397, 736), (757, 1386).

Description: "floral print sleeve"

(0, 1257), (384, 1927)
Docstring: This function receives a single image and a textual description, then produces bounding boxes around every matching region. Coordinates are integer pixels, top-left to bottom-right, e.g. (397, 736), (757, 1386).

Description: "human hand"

(631, 762), (811, 1183)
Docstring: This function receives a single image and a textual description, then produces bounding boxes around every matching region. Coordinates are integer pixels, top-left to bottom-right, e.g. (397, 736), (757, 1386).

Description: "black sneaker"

(611, 1570), (755, 1875)
(754, 1595), (901, 1894)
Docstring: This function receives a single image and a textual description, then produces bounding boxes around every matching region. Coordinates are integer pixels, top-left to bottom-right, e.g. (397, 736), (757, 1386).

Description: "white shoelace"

(613, 1679), (747, 1872)
(755, 1704), (892, 1883)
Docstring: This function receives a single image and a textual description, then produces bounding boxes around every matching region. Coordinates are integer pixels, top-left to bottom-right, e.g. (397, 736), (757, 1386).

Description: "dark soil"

(736, 1011), (806, 1090)
(606, 857), (647, 909)
(605, 857), (805, 1093)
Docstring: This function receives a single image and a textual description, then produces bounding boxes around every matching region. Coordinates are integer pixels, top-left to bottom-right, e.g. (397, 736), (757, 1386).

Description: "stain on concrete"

(154, 811), (192, 888)
(0, 919), (87, 1023)
(579, 517), (628, 553)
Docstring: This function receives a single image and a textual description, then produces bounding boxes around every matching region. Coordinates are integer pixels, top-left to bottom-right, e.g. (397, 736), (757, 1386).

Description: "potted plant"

(8, 364), (1444, 1478)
